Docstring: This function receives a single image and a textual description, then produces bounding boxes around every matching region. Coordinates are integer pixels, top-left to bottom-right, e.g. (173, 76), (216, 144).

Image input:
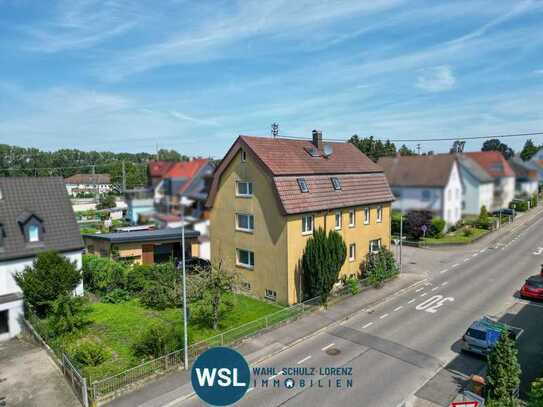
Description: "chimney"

(312, 129), (323, 150)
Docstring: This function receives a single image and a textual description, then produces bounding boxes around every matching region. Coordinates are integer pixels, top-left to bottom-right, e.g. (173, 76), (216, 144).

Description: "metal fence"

(90, 295), (322, 401)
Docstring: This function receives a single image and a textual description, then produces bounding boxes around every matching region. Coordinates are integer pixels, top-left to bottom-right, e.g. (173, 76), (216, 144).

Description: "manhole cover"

(326, 348), (341, 356)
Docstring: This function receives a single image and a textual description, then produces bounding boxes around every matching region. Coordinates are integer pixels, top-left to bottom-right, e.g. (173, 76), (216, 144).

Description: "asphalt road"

(177, 209), (543, 407)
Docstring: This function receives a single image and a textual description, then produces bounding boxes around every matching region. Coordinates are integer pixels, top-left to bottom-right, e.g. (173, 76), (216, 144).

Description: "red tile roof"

(207, 135), (394, 214)
(148, 161), (174, 177)
(465, 152), (515, 178)
(164, 159), (209, 178)
(378, 155), (457, 188)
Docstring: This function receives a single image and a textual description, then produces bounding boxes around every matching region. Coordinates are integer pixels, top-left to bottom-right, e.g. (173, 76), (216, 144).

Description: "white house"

(64, 173), (112, 197)
(378, 154), (463, 226)
(509, 156), (540, 197)
(529, 148), (543, 181)
(0, 177), (84, 341)
(465, 152), (516, 210)
(457, 155), (494, 215)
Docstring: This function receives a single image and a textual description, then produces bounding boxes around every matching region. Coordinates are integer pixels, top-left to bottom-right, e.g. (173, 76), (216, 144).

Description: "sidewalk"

(104, 273), (426, 407)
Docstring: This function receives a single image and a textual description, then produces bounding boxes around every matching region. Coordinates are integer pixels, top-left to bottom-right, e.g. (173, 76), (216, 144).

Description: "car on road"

(520, 275), (543, 300)
(461, 316), (523, 356)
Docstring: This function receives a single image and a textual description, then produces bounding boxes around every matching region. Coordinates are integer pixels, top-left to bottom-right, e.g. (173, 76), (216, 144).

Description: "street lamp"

(179, 196), (194, 370)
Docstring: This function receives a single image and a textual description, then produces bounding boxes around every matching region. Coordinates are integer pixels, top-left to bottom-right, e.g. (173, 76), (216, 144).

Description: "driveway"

(0, 338), (80, 407)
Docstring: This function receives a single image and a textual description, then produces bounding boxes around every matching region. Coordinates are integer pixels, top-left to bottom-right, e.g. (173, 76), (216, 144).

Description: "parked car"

(491, 208), (516, 217)
(520, 275), (543, 300)
(461, 316), (523, 356)
(179, 257), (211, 274)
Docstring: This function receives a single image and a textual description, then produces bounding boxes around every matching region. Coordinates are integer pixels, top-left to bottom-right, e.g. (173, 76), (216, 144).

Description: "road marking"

(463, 258), (469, 262)
(431, 287), (439, 291)
(439, 269), (448, 274)
(441, 281), (448, 286)
(393, 306), (403, 312)
(420, 293), (428, 297)
(321, 343), (335, 351)
(472, 253), (478, 257)
(269, 372), (282, 380)
(480, 248), (487, 253)
(415, 288), (424, 293)
(408, 299), (416, 304)
(247, 387), (254, 393)
(416, 295), (455, 313)
(297, 356), (311, 364)
(452, 263), (459, 268)
(362, 322), (374, 329)
(380, 313), (389, 319)
(517, 300), (543, 309)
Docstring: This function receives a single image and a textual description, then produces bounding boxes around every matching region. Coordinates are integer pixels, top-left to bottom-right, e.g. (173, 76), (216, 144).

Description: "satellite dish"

(323, 144), (333, 157)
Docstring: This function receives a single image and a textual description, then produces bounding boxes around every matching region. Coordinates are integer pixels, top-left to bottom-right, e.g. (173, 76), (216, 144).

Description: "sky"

(1, 0), (543, 158)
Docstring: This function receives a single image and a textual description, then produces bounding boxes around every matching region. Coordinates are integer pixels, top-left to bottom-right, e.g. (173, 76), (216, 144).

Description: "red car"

(520, 275), (543, 300)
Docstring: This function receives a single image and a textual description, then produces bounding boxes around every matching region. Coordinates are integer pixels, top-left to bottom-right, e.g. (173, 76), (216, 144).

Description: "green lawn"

(422, 227), (488, 245)
(72, 294), (283, 381)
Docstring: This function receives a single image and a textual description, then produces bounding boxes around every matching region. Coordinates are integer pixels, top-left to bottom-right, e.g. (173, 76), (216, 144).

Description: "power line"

(0, 162), (149, 172)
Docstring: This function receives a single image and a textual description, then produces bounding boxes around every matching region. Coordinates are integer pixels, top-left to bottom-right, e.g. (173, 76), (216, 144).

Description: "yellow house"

(206, 131), (394, 305)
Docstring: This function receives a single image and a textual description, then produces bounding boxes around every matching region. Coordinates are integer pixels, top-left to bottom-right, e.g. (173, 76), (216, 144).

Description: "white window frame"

(236, 249), (254, 269)
(335, 211), (342, 230)
(236, 213), (254, 233)
(376, 206), (382, 223)
(369, 239), (381, 254)
(265, 289), (277, 301)
(348, 209), (356, 227)
(302, 215), (314, 235)
(364, 207), (370, 225)
(349, 243), (356, 262)
(236, 181), (253, 197)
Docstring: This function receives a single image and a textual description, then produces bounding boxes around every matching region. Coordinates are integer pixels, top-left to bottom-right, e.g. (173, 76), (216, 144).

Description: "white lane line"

(415, 288), (424, 293)
(380, 313), (389, 319)
(297, 356), (311, 365)
(441, 281), (448, 286)
(247, 387), (254, 393)
(472, 253), (478, 257)
(480, 248), (487, 253)
(393, 306), (403, 312)
(431, 287), (439, 291)
(463, 258), (470, 262)
(440, 269), (448, 274)
(321, 343), (335, 351)
(420, 293), (428, 297)
(362, 322), (374, 329)
(452, 263), (459, 268)
(408, 299), (416, 304)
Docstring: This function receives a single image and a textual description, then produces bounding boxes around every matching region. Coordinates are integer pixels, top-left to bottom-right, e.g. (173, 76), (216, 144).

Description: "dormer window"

(17, 212), (44, 243)
(297, 178), (309, 193)
(28, 224), (40, 242)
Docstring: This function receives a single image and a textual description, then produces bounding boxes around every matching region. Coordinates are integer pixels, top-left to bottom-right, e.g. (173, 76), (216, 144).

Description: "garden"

(18, 252), (282, 382)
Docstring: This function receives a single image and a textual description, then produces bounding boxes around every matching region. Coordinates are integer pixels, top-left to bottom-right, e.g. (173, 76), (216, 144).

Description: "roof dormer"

(17, 212), (44, 243)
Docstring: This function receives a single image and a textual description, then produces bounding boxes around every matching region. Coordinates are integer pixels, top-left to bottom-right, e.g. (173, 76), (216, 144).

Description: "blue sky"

(1, 0), (543, 157)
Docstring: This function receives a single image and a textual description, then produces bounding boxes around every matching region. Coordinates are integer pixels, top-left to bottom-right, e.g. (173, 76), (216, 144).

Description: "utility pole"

(181, 204), (189, 370)
(416, 144), (421, 155)
(399, 211), (403, 273)
(122, 161), (126, 193)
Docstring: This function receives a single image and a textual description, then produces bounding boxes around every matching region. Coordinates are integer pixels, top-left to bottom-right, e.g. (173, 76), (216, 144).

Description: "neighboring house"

(124, 188), (154, 225)
(153, 159), (215, 260)
(508, 156), (540, 197)
(378, 155), (462, 226)
(465, 152), (515, 210)
(206, 131), (394, 305)
(529, 149), (543, 181)
(0, 177), (84, 341)
(456, 155), (494, 216)
(83, 228), (200, 265)
(64, 174), (112, 196)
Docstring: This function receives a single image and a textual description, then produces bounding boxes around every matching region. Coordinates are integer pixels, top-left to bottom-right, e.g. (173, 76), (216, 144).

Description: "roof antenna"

(271, 123), (279, 138)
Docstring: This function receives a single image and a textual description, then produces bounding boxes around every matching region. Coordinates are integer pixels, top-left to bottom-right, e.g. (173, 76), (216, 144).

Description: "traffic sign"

(451, 402), (479, 407)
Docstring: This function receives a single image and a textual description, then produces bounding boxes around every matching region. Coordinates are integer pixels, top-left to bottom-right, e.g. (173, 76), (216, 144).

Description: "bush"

(70, 339), (110, 367)
(48, 294), (91, 337)
(510, 199), (529, 212)
(132, 321), (185, 359)
(528, 378), (543, 407)
(462, 226), (474, 237)
(126, 264), (152, 294)
(362, 247), (399, 288)
(82, 254), (129, 295)
(138, 262), (181, 310)
(15, 251), (82, 317)
(346, 276), (360, 295)
(430, 218), (446, 237)
(102, 288), (131, 304)
(406, 210), (433, 240)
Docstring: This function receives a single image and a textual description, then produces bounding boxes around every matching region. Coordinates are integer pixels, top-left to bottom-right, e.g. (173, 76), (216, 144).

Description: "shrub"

(126, 264), (152, 294)
(487, 334), (521, 403)
(510, 199), (528, 212)
(406, 210), (433, 240)
(82, 254), (129, 295)
(132, 321), (185, 359)
(48, 294), (91, 337)
(362, 247), (399, 288)
(139, 262), (181, 310)
(346, 276), (360, 295)
(430, 218), (446, 237)
(102, 288), (131, 304)
(462, 226), (474, 237)
(15, 251), (82, 317)
(70, 339), (110, 367)
(528, 378), (543, 407)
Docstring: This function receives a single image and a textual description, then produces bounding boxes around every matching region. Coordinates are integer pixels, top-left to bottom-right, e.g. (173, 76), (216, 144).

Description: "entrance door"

(142, 244), (154, 264)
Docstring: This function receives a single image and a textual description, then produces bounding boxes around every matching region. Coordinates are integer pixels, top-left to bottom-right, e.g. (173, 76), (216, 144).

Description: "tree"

(139, 262), (181, 310)
(482, 139), (514, 159)
(15, 251), (81, 317)
(449, 140), (466, 153)
(190, 260), (238, 330)
(487, 333), (521, 404)
(406, 210), (433, 239)
(96, 194), (116, 210)
(528, 378), (543, 407)
(157, 149), (189, 162)
(302, 228), (347, 306)
(520, 139), (540, 161)
(348, 135), (397, 162)
(398, 144), (415, 156)
(48, 294), (91, 336)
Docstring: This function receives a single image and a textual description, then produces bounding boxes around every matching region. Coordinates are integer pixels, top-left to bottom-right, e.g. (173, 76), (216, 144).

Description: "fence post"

(265, 316), (269, 328)
(82, 377), (89, 407)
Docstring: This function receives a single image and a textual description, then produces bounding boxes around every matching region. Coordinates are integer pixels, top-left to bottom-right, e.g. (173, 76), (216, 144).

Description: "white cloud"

(534, 69), (543, 74)
(416, 65), (456, 92)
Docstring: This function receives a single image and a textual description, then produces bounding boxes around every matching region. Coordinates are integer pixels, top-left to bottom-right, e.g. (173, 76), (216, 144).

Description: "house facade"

(378, 155), (463, 226)
(0, 177), (84, 341)
(509, 156), (540, 197)
(529, 149), (543, 181)
(64, 173), (112, 196)
(457, 155), (494, 215)
(465, 152), (515, 210)
(207, 132), (394, 305)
